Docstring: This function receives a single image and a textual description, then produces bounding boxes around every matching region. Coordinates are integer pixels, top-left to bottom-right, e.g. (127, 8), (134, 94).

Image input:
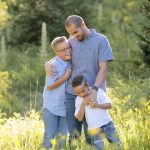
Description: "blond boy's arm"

(44, 62), (71, 90)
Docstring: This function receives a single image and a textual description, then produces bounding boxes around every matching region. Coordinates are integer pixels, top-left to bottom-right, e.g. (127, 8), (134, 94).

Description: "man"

(65, 15), (113, 145)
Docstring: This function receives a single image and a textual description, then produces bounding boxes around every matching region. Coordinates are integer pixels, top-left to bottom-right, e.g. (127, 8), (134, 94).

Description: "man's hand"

(83, 98), (90, 106)
(87, 89), (97, 101)
(89, 100), (98, 108)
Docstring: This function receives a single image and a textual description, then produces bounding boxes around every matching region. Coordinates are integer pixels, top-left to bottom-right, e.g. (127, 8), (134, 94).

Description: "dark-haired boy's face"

(73, 82), (89, 98)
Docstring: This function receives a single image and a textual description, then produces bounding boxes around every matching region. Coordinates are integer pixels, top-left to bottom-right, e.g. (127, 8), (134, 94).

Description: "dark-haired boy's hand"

(83, 98), (90, 106)
(64, 67), (72, 80)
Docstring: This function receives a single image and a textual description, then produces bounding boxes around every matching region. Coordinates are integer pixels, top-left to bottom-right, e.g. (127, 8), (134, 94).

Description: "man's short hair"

(65, 15), (84, 28)
(51, 36), (67, 50)
(72, 75), (88, 88)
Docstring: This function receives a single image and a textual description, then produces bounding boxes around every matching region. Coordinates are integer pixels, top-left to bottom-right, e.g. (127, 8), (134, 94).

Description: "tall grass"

(0, 79), (150, 150)
(0, 110), (43, 150)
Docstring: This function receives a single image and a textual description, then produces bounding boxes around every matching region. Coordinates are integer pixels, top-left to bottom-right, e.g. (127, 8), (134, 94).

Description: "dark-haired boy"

(72, 75), (121, 150)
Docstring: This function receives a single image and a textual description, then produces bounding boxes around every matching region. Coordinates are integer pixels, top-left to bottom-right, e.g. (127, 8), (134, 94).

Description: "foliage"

(4, 0), (99, 46)
(137, 0), (150, 66)
(0, 71), (23, 114)
(0, 38), (55, 114)
(0, 71), (11, 110)
(0, 0), (149, 117)
(0, 80), (150, 149)
(0, 110), (43, 150)
(0, 1), (10, 29)
(108, 76), (150, 109)
(5, 51), (47, 112)
(107, 87), (150, 150)
(0, 36), (6, 65)
(0, 2), (149, 149)
(94, 0), (147, 78)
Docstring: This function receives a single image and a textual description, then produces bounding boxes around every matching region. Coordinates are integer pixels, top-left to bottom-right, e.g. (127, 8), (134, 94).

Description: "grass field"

(0, 86), (150, 150)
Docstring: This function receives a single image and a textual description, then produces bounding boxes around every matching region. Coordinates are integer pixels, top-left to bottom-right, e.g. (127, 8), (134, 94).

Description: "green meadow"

(0, 0), (149, 149)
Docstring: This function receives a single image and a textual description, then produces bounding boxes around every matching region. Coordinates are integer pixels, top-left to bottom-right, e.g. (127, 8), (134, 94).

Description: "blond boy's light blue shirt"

(43, 56), (69, 116)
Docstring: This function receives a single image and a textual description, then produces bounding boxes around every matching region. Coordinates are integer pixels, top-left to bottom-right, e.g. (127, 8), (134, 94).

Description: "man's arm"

(88, 61), (108, 101)
(94, 61), (108, 88)
(94, 35), (113, 88)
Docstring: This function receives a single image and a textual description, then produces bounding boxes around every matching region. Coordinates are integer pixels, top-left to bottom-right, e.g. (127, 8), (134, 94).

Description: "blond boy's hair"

(51, 36), (67, 51)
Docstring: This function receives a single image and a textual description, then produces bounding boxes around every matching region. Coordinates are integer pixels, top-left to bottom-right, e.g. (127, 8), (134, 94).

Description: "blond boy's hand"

(64, 67), (72, 79)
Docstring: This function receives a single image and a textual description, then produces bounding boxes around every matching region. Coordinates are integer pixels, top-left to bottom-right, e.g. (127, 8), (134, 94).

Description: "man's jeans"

(42, 108), (68, 149)
(93, 121), (121, 150)
(66, 93), (92, 145)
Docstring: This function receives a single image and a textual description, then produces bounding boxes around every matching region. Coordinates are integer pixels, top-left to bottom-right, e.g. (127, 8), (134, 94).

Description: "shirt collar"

(84, 29), (96, 41)
(57, 56), (68, 65)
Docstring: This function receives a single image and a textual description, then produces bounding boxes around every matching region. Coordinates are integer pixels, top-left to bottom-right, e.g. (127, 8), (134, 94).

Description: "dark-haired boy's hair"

(72, 75), (88, 88)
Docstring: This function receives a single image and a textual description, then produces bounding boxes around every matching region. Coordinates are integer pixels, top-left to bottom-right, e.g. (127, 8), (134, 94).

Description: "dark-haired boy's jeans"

(93, 121), (121, 150)
(66, 93), (92, 146)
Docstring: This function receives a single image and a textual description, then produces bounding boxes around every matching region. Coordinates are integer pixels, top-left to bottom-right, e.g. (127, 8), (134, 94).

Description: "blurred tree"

(0, 1), (10, 30)
(40, 22), (48, 60)
(95, 0), (145, 78)
(137, 0), (150, 66)
(0, 36), (6, 66)
(0, 71), (23, 114)
(0, 71), (11, 112)
(5, 0), (99, 47)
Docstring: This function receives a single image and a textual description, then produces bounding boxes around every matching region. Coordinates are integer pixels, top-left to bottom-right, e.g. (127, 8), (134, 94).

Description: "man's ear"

(80, 21), (85, 27)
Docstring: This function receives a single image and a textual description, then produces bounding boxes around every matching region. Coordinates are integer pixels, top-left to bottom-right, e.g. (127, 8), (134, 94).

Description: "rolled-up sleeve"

(98, 36), (114, 63)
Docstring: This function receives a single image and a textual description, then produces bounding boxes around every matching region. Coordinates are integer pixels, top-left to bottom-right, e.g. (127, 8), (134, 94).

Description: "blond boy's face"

(74, 82), (89, 98)
(54, 40), (71, 61)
